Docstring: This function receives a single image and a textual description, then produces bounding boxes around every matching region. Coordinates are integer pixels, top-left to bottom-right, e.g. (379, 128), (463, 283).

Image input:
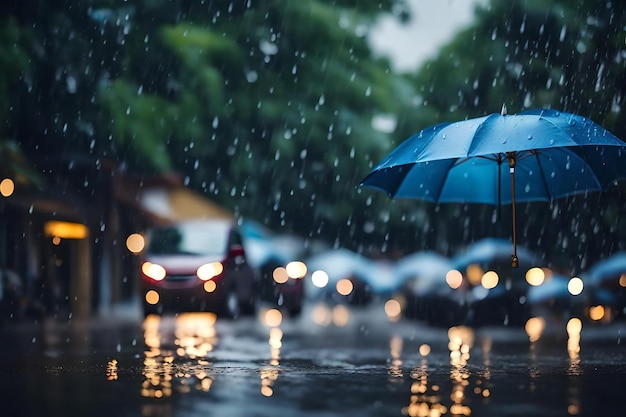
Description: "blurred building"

(1, 152), (232, 321)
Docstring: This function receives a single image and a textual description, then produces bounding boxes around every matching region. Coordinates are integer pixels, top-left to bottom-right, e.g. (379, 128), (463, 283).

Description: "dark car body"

(140, 219), (258, 317)
(257, 257), (305, 317)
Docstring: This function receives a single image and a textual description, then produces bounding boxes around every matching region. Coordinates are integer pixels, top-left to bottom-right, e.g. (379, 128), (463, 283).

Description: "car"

(140, 219), (259, 317)
(257, 256), (306, 317)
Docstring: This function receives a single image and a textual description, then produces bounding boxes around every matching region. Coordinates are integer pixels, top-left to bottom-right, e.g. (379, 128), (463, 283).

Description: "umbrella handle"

(508, 153), (519, 268)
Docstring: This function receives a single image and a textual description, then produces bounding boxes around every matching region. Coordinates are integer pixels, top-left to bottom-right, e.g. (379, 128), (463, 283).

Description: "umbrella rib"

(531, 150), (553, 199)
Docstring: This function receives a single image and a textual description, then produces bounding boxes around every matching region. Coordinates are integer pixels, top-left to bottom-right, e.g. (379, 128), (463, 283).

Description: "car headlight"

(197, 262), (224, 281)
(142, 262), (167, 281)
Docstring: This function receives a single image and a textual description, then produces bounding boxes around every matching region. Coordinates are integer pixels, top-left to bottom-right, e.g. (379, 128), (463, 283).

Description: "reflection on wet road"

(1, 303), (626, 417)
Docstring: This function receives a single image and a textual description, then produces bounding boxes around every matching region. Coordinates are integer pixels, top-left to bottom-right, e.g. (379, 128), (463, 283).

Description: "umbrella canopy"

(360, 108), (626, 266)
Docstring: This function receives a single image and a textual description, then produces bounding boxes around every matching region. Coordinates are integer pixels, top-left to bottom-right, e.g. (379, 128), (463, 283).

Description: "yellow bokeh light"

(272, 267), (289, 284)
(481, 271), (499, 289)
(142, 262), (167, 281)
(145, 290), (160, 305)
(311, 270), (329, 288)
(203, 280), (217, 293)
(384, 299), (402, 321)
(566, 317), (582, 335)
(446, 269), (463, 289)
(525, 316), (546, 343)
(419, 344), (431, 356)
(526, 267), (545, 286)
(126, 233), (145, 253)
(619, 274), (626, 288)
(466, 264), (483, 286)
(311, 304), (332, 326)
(261, 385), (273, 397)
(263, 309), (283, 327)
(332, 304), (350, 327)
(336, 278), (354, 296)
(197, 262), (223, 280)
(44, 220), (88, 239)
(0, 178), (15, 197)
(285, 261), (307, 279)
(568, 277), (584, 296)
(589, 305), (605, 321)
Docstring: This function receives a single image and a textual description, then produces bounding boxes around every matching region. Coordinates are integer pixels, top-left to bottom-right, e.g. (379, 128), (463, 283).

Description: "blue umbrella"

(360, 108), (626, 266)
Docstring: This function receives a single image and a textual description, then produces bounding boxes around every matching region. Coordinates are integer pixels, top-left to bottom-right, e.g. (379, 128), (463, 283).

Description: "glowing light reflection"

(140, 313), (217, 398)
(525, 317), (546, 343)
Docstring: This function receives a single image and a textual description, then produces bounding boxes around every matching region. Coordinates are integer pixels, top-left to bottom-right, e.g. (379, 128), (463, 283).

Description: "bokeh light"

(525, 267), (545, 286)
(126, 233), (145, 253)
(263, 308), (283, 327)
(568, 277), (584, 295)
(197, 262), (224, 280)
(311, 270), (329, 288)
(272, 266), (289, 284)
(145, 290), (159, 305)
(566, 317), (582, 336)
(589, 305), (605, 321)
(336, 278), (354, 296)
(481, 271), (499, 289)
(203, 280), (217, 293)
(525, 317), (546, 343)
(446, 270), (463, 289)
(466, 264), (483, 285)
(332, 305), (350, 327)
(384, 299), (402, 322)
(285, 261), (307, 279)
(0, 178), (14, 197)
(419, 344), (431, 357)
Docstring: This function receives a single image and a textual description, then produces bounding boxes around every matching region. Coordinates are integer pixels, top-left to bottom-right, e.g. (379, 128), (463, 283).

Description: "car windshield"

(147, 222), (230, 256)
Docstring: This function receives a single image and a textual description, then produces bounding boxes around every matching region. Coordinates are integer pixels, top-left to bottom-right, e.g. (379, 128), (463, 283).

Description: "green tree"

(1, 0), (416, 251)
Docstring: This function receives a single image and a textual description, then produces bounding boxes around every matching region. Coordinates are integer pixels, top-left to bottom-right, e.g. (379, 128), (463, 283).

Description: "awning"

(138, 187), (234, 223)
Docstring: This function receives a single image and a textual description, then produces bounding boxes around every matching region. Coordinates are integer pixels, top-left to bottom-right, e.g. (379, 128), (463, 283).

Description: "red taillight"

(142, 262), (167, 281)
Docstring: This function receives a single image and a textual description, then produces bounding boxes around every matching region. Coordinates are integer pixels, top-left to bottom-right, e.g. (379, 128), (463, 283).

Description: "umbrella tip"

(501, 103), (508, 116)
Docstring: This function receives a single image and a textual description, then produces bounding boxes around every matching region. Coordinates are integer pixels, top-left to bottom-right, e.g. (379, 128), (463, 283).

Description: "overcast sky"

(370, 0), (487, 72)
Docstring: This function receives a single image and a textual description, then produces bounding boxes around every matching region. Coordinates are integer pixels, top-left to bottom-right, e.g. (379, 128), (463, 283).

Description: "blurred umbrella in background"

(304, 248), (374, 303)
(582, 252), (626, 322)
(585, 252), (626, 288)
(360, 108), (626, 267)
(452, 238), (539, 272)
(394, 251), (453, 294)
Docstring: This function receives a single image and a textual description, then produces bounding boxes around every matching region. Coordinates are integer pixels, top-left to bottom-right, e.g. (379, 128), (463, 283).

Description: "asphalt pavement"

(1, 301), (626, 417)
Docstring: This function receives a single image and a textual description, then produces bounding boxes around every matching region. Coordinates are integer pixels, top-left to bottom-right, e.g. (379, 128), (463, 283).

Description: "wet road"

(1, 303), (626, 417)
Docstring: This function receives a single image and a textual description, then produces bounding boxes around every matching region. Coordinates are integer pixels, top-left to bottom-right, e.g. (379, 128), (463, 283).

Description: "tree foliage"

(1, 0), (624, 264)
(1, 0), (412, 249)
